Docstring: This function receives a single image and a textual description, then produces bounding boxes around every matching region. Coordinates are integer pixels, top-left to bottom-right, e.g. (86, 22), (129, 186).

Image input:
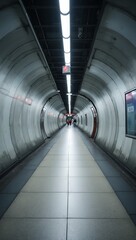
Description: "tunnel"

(0, 0), (136, 239)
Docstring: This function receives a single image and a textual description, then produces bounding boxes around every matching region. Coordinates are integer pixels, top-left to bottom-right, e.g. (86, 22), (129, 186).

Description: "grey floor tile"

(41, 160), (68, 168)
(68, 219), (136, 240)
(33, 167), (68, 177)
(68, 193), (129, 218)
(0, 219), (66, 240)
(43, 155), (68, 161)
(69, 167), (104, 177)
(22, 177), (68, 192)
(69, 177), (113, 192)
(69, 147), (89, 152)
(4, 192), (67, 218)
(69, 150), (90, 154)
(69, 155), (95, 161)
(48, 149), (69, 154)
(69, 160), (97, 167)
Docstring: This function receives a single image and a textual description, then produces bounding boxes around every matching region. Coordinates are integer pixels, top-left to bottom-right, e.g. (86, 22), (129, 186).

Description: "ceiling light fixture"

(68, 94), (71, 114)
(63, 38), (70, 53)
(64, 52), (70, 64)
(59, 0), (69, 14)
(60, 14), (70, 38)
(59, 0), (71, 114)
(66, 75), (71, 93)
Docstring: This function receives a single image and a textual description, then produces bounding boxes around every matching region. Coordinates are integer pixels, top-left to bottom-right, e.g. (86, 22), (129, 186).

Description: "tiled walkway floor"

(0, 127), (136, 239)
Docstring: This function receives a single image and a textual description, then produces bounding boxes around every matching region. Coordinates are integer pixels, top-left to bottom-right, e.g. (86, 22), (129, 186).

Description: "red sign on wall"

(62, 65), (71, 74)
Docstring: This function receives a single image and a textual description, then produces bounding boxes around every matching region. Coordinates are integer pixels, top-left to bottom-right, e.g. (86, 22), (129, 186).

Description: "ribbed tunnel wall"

(75, 1), (136, 175)
(0, 1), (65, 175)
(0, 0), (136, 177)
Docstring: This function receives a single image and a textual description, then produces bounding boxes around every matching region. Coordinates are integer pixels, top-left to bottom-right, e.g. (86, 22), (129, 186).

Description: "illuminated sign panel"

(125, 89), (136, 138)
(62, 65), (71, 74)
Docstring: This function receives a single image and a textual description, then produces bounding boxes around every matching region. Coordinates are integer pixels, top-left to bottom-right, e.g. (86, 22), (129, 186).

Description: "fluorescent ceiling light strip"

(60, 14), (70, 38)
(59, 0), (69, 14)
(59, 0), (71, 113)
(68, 94), (71, 114)
(63, 38), (70, 53)
(64, 52), (70, 64)
(66, 75), (71, 93)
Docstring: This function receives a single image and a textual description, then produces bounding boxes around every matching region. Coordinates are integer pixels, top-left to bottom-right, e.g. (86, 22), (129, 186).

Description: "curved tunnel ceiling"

(21, 0), (104, 113)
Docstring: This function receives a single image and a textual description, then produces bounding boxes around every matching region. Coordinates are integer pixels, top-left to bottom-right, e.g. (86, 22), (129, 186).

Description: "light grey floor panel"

(69, 177), (113, 192)
(48, 149), (69, 154)
(69, 167), (104, 177)
(69, 150), (91, 154)
(22, 177), (68, 192)
(69, 155), (95, 161)
(68, 219), (136, 240)
(33, 167), (68, 177)
(42, 155), (69, 162)
(69, 160), (97, 167)
(0, 219), (66, 240)
(68, 193), (129, 218)
(4, 192), (67, 218)
(40, 160), (68, 167)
